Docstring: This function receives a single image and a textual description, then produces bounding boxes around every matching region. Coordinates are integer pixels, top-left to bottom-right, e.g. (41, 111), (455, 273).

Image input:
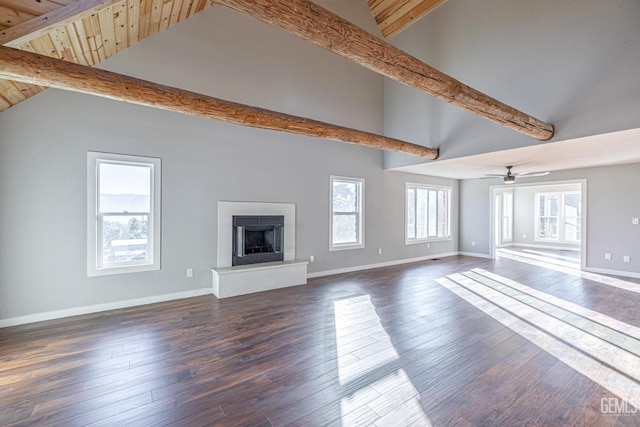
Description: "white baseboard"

(459, 252), (493, 259)
(584, 267), (640, 280)
(0, 288), (212, 328)
(307, 252), (459, 278)
(13, 247), (588, 327)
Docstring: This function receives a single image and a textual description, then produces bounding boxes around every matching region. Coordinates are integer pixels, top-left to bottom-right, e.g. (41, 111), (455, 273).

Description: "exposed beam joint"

(214, 0), (554, 141)
(0, 47), (438, 159)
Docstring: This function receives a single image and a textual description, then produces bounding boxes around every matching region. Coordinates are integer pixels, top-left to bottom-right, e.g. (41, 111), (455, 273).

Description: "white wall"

(0, 2), (458, 321)
(460, 164), (640, 275)
(384, 0), (640, 168)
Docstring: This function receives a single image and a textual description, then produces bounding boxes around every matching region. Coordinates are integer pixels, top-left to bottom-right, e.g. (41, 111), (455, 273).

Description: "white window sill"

(405, 237), (452, 246)
(330, 243), (365, 252)
(88, 263), (160, 277)
(534, 239), (580, 245)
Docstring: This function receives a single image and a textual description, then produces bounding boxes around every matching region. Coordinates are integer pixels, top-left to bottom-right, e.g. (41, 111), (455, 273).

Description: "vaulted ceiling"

(1, 0), (638, 178)
(0, 0), (214, 111)
(0, 0), (439, 113)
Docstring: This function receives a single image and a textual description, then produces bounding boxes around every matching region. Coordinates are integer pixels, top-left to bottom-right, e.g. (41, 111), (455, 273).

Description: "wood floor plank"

(1, 250), (640, 425)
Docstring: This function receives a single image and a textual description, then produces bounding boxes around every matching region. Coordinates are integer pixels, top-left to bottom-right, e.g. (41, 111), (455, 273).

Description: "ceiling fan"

(484, 166), (550, 184)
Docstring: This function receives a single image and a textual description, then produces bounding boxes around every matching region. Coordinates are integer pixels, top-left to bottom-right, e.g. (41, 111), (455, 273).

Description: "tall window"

(563, 193), (582, 242)
(537, 193), (559, 240)
(87, 152), (161, 276)
(535, 192), (581, 243)
(502, 191), (513, 243)
(330, 176), (364, 251)
(406, 183), (451, 244)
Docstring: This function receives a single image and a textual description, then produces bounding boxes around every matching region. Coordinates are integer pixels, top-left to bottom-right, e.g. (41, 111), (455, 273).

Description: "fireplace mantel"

(213, 201), (306, 298)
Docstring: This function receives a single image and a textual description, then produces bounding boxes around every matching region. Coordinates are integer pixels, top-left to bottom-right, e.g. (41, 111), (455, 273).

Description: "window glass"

(88, 152), (161, 276)
(407, 188), (416, 239)
(330, 176), (364, 250)
(406, 184), (451, 244)
(535, 192), (580, 243)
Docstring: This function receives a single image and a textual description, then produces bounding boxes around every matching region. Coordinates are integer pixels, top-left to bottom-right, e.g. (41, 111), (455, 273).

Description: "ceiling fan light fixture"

(483, 166), (550, 182)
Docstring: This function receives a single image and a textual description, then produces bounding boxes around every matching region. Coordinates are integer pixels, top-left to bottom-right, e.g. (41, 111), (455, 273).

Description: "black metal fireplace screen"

(232, 215), (284, 266)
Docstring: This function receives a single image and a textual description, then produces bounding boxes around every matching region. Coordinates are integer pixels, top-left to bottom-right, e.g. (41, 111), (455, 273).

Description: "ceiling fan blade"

(483, 174), (506, 178)
(515, 171), (550, 177)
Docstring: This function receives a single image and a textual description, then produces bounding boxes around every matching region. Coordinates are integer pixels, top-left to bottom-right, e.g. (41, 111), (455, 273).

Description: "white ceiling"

(388, 128), (640, 180)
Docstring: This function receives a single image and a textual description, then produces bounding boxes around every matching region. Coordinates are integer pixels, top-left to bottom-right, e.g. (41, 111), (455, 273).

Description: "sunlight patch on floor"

(436, 270), (640, 410)
(498, 248), (580, 269)
(497, 248), (640, 293)
(522, 248), (579, 262)
(334, 295), (432, 426)
(471, 268), (640, 341)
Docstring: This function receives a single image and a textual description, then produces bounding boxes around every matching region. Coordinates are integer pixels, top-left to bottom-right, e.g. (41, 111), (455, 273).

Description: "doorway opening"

(490, 180), (586, 270)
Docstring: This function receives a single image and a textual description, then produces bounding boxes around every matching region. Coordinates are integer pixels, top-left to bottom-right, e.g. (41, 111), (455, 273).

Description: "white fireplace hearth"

(212, 201), (308, 298)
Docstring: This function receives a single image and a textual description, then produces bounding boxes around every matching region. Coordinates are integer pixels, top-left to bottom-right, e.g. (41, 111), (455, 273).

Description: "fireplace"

(232, 215), (284, 266)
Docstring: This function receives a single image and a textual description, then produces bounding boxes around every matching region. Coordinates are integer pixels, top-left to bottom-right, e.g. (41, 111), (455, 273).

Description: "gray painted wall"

(384, 0), (640, 168)
(0, 3), (458, 320)
(512, 183), (581, 248)
(459, 164), (640, 274)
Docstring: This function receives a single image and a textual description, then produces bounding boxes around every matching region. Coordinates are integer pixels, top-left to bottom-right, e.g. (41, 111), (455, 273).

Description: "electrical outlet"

(378, 248), (382, 255)
(427, 243), (430, 249)
(624, 256), (631, 263)
(309, 255), (314, 262)
(523, 234), (527, 239)
(471, 241), (476, 247)
(633, 218), (639, 225)
(605, 253), (611, 260)
(186, 268), (193, 278)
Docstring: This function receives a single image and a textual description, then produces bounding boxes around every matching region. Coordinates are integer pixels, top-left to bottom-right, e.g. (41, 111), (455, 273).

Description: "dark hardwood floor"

(2, 250), (640, 426)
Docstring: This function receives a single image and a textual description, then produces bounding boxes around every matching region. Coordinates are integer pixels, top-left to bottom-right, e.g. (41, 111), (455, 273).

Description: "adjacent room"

(1, 0), (639, 425)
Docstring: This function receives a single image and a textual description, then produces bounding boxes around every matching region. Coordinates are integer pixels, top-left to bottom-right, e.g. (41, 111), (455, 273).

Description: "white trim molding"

(0, 289), (211, 328)
(308, 252), (459, 278)
(459, 251), (494, 259)
(584, 267), (640, 280)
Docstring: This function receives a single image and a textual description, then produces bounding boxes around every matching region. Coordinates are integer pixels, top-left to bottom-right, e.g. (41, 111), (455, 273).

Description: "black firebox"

(232, 215), (284, 266)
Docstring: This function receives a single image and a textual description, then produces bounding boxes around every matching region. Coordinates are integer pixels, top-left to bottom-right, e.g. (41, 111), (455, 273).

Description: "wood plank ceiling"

(0, 0), (446, 113)
(0, 0), (213, 112)
(368, 0), (449, 38)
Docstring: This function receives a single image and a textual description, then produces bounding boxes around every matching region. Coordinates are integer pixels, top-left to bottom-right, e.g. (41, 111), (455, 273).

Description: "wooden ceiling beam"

(0, 46), (438, 159)
(0, 0), (125, 48)
(214, 0), (555, 141)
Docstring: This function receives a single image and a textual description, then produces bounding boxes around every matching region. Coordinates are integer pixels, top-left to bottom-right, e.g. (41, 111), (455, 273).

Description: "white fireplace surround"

(213, 201), (305, 298)
(216, 201), (297, 268)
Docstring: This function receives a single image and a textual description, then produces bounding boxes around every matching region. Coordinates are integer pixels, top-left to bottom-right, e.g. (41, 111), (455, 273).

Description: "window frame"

(534, 191), (581, 244)
(405, 183), (452, 245)
(562, 192), (582, 243)
(87, 152), (161, 277)
(501, 190), (514, 243)
(329, 175), (365, 251)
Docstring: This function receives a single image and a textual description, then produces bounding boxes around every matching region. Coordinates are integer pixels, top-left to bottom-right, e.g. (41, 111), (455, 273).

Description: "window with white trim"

(87, 152), (161, 276)
(330, 176), (364, 251)
(406, 183), (451, 243)
(502, 191), (513, 243)
(535, 192), (581, 243)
